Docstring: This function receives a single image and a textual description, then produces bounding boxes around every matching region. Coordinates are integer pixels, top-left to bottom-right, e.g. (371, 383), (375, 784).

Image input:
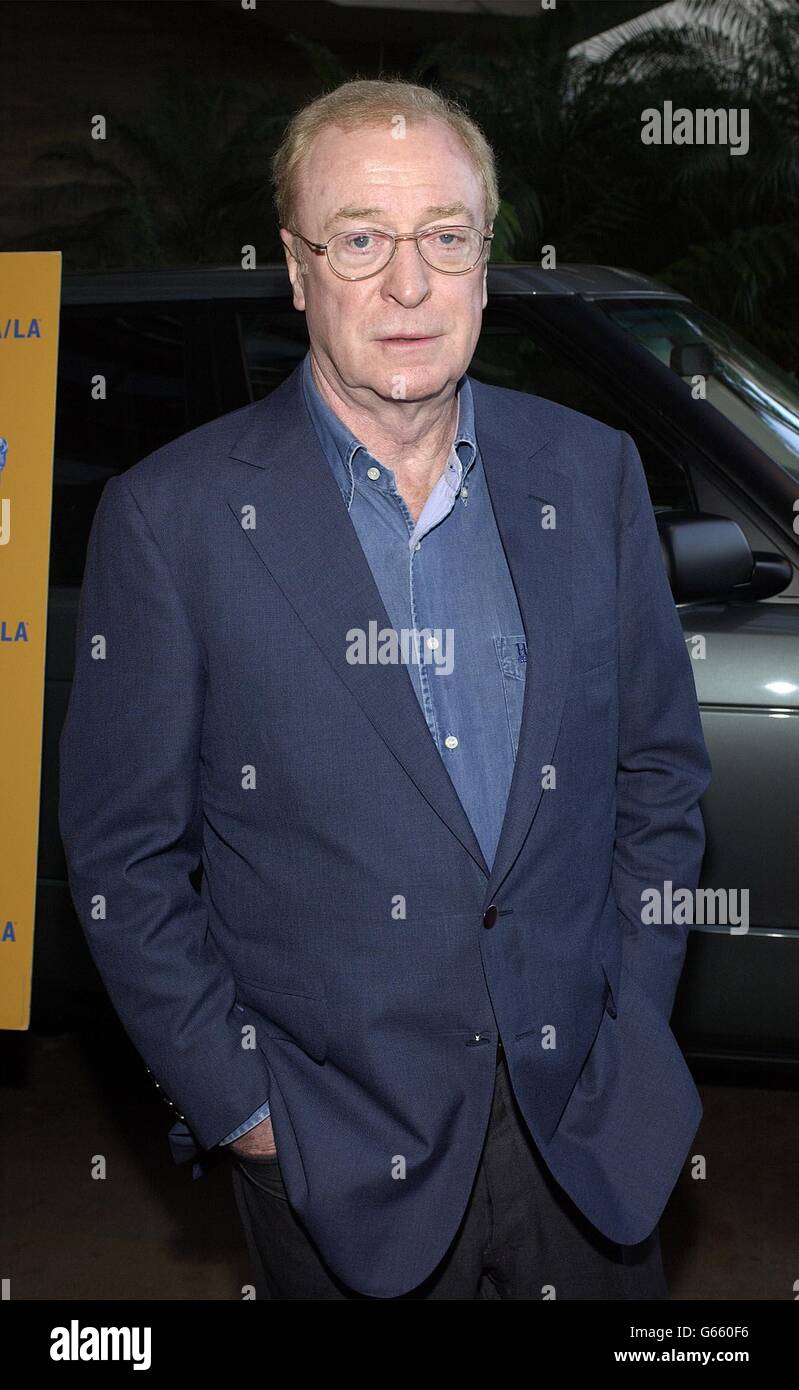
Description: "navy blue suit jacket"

(58, 358), (712, 1298)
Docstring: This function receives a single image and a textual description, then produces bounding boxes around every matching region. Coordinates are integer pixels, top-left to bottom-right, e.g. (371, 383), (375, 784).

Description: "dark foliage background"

(2, 0), (797, 372)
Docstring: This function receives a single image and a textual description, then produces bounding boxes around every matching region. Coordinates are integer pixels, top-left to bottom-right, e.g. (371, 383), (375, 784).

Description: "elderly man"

(58, 78), (712, 1300)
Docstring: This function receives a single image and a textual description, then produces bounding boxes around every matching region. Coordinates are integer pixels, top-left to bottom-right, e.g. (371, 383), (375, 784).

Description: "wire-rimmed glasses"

(287, 225), (493, 280)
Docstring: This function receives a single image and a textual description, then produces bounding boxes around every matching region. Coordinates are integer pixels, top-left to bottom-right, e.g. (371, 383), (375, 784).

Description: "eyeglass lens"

(328, 228), (485, 276)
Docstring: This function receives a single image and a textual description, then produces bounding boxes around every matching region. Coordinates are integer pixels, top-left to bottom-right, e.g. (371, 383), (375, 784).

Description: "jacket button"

(483, 904), (498, 928)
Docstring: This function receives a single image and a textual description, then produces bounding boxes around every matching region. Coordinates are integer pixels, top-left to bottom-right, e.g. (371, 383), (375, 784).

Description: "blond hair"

(271, 78), (499, 237)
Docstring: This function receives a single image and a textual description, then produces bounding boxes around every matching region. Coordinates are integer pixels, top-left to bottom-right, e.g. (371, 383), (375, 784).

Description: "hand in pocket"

(229, 1114), (277, 1159)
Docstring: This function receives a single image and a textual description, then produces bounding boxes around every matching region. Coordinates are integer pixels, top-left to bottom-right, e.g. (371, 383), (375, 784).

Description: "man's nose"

(380, 238), (432, 304)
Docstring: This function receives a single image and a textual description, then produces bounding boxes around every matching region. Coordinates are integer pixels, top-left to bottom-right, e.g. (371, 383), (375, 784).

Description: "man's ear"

(279, 228), (306, 312)
(481, 224), (492, 309)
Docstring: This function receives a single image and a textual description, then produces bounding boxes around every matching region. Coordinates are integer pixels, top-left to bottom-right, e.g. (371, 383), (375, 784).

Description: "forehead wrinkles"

(316, 163), (469, 196)
(358, 150), (463, 177)
(308, 124), (478, 181)
(299, 129), (482, 225)
(317, 171), (480, 214)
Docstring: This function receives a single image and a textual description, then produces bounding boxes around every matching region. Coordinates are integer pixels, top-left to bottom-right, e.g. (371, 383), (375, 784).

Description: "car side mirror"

(655, 510), (793, 603)
(670, 342), (717, 377)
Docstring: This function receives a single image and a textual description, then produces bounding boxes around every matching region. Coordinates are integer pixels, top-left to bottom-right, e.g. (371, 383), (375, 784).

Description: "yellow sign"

(0, 252), (62, 1029)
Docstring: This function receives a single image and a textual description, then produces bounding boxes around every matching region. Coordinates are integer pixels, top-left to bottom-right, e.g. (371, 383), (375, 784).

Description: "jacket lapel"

(227, 361), (574, 900)
(470, 384), (574, 903)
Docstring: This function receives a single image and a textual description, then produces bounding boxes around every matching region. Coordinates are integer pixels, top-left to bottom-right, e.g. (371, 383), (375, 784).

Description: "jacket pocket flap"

(234, 978), (327, 1064)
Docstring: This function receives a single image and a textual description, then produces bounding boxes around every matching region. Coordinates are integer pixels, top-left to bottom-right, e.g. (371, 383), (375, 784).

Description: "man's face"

(281, 117), (489, 404)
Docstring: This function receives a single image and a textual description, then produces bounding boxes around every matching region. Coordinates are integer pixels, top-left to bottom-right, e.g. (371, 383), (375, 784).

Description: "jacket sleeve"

(612, 431), (713, 1022)
(58, 472), (272, 1151)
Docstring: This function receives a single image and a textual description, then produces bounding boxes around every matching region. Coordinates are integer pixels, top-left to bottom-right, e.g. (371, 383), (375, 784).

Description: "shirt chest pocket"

(494, 634), (527, 759)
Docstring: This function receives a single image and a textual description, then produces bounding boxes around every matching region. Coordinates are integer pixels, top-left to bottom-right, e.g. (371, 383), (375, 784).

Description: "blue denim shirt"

(219, 351), (526, 1146)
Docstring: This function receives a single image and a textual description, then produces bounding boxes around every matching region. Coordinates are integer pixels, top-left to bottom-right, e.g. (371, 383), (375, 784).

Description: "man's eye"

(433, 231), (466, 247)
(346, 234), (376, 251)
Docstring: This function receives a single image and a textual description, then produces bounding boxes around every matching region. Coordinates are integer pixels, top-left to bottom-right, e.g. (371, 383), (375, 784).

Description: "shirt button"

(366, 466), (381, 480)
(444, 734), (459, 749)
(414, 541), (421, 551)
(427, 636), (439, 650)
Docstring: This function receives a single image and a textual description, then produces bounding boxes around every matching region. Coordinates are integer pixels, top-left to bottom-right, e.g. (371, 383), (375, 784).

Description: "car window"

(237, 308), (309, 401)
(599, 298), (799, 485)
(53, 307), (192, 585)
(470, 307), (693, 511)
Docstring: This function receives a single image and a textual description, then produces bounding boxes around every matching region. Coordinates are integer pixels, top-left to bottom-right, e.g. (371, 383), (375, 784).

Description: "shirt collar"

(301, 349), (477, 511)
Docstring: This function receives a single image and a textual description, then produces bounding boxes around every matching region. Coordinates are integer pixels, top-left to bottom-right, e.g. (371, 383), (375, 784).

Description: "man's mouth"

(378, 334), (439, 344)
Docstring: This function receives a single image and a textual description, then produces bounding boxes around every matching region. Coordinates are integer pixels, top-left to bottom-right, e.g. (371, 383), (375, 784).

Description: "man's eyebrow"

(323, 201), (474, 232)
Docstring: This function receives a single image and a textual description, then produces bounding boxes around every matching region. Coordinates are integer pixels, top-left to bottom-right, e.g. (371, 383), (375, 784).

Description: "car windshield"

(600, 300), (799, 484)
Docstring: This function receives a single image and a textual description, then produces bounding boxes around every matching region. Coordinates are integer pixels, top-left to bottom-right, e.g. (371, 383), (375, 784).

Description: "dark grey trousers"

(230, 1044), (669, 1300)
